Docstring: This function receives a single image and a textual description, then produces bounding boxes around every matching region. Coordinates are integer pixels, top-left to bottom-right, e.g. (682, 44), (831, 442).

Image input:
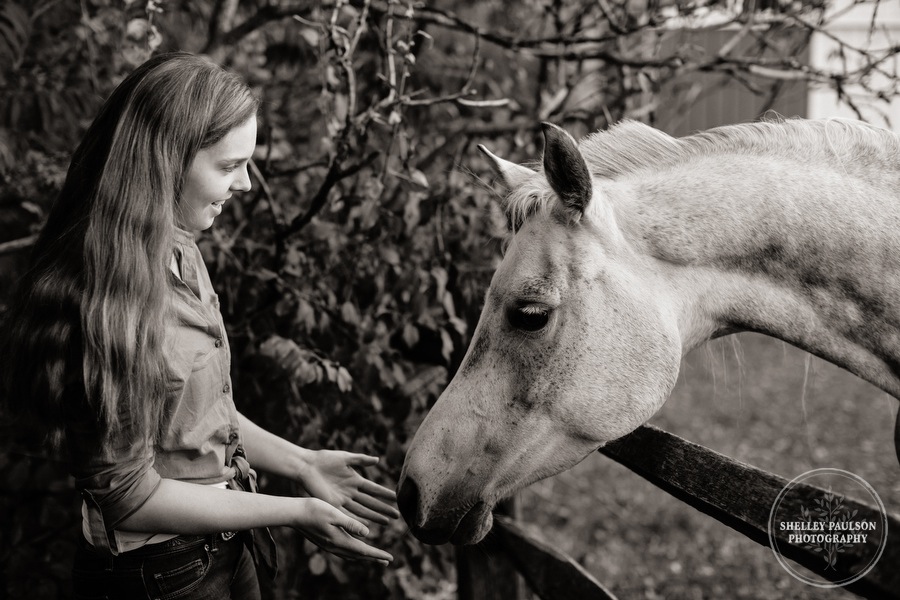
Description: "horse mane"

(506, 117), (900, 227)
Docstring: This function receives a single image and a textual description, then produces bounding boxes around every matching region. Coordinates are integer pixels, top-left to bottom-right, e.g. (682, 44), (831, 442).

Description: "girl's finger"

(335, 505), (374, 530)
(355, 491), (400, 519)
(346, 453), (380, 467)
(336, 514), (369, 538)
(360, 479), (398, 502)
(347, 500), (391, 525)
(331, 532), (394, 563)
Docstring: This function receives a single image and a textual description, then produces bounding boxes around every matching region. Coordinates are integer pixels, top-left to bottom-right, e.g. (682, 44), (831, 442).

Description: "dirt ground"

(518, 333), (900, 600)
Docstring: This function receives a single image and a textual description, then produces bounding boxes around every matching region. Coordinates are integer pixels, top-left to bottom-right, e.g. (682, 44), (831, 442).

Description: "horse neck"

(612, 150), (900, 398)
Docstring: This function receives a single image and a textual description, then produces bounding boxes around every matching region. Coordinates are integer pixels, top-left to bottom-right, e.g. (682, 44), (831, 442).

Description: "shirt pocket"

(185, 343), (225, 411)
(191, 343), (219, 373)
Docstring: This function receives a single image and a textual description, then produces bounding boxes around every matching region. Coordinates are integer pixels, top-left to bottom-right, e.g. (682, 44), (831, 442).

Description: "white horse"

(398, 117), (900, 545)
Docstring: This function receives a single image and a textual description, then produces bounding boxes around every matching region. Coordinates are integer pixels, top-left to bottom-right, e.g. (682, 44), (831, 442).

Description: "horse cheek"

(568, 279), (680, 443)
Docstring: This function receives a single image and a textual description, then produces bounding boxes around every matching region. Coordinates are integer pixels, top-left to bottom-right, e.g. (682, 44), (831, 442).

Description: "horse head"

(398, 123), (684, 545)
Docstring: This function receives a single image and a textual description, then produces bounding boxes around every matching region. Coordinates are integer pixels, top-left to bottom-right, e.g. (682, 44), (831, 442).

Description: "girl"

(2, 52), (397, 599)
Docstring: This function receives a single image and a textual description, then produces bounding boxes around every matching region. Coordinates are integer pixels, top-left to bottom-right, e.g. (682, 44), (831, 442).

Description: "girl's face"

(178, 116), (257, 231)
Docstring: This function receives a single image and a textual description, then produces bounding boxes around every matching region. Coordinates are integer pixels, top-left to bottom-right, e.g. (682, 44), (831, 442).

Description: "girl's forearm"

(236, 411), (314, 480)
(117, 478), (304, 533)
(116, 478), (389, 565)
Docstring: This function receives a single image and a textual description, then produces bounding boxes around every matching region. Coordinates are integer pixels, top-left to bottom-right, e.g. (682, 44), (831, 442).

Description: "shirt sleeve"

(66, 406), (162, 555)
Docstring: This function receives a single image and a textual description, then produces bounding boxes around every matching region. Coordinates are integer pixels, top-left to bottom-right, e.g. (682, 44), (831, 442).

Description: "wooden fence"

(458, 424), (900, 600)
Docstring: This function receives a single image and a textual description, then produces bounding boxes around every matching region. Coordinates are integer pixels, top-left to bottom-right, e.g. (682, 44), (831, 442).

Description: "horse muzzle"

(397, 475), (494, 545)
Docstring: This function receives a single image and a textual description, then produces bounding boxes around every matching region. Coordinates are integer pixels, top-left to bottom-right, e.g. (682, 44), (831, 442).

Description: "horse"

(397, 117), (900, 545)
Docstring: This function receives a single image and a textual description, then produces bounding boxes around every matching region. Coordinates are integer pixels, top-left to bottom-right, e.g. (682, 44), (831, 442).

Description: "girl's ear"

(478, 144), (536, 191)
(541, 122), (593, 220)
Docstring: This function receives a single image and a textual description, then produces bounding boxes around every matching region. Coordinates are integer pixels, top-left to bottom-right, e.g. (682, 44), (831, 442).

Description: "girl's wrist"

(291, 496), (325, 528)
(292, 446), (317, 482)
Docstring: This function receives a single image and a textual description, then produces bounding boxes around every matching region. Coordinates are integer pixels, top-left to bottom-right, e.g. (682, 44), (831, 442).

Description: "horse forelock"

(503, 117), (900, 230)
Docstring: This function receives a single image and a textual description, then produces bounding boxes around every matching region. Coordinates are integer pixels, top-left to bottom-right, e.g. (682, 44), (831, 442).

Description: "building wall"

(806, 0), (900, 130)
(655, 28), (810, 137)
(653, 1), (899, 135)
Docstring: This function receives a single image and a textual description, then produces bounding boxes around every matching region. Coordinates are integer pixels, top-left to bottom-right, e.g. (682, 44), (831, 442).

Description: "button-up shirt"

(68, 227), (242, 553)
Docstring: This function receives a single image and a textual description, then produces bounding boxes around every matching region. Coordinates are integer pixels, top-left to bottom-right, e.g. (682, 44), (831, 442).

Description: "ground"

(518, 333), (900, 600)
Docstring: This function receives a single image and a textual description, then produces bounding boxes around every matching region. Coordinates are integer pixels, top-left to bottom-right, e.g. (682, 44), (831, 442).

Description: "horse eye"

(507, 305), (551, 332)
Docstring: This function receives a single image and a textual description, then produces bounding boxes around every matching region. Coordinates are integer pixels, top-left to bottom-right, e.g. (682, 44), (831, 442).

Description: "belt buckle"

(221, 531), (237, 541)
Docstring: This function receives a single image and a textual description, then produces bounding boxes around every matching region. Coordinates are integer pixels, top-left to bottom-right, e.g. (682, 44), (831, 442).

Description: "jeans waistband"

(79, 531), (243, 558)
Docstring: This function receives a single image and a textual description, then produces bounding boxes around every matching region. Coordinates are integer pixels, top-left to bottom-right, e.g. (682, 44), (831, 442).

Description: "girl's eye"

(507, 304), (551, 332)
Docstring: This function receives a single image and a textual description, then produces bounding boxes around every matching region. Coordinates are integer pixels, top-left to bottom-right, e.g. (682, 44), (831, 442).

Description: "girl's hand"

(293, 498), (393, 565)
(300, 450), (400, 526)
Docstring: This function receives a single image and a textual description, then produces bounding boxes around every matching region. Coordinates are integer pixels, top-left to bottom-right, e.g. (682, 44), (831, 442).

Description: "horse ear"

(541, 122), (592, 219)
(477, 144), (536, 191)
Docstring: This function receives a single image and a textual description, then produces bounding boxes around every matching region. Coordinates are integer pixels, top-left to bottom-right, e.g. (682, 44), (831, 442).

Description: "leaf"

(0, 128), (13, 174)
(297, 361), (319, 386)
(0, 2), (30, 67)
(390, 167), (429, 192)
(431, 266), (448, 298)
(296, 299), (316, 331)
(380, 246), (400, 266)
(254, 268), (279, 281)
(409, 168), (428, 190)
(336, 366), (353, 392)
(440, 328), (454, 362)
(322, 360), (338, 383)
(308, 553), (327, 575)
(341, 301), (359, 325)
(299, 27), (319, 47)
(402, 323), (419, 347)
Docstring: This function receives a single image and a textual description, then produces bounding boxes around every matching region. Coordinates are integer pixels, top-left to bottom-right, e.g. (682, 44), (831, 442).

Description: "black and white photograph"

(0, 0), (898, 598)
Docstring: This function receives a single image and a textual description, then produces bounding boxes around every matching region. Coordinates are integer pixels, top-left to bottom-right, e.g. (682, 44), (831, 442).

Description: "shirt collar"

(173, 226), (196, 246)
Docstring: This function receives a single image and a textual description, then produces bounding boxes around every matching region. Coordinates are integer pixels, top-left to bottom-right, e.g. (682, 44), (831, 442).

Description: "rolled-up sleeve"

(66, 413), (162, 554)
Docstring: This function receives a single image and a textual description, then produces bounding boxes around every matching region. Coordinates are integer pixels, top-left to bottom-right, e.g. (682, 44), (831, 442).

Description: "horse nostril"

(397, 476), (421, 526)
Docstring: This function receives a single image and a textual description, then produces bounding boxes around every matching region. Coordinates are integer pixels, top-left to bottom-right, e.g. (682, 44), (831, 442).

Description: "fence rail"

(460, 424), (900, 600)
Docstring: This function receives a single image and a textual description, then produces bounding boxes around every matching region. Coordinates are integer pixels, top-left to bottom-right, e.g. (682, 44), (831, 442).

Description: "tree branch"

(205, 0), (241, 57)
(277, 151), (380, 244)
(0, 234), (37, 257)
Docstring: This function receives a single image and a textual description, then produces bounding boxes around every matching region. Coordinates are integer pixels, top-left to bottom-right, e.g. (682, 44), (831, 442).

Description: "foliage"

(0, 0), (897, 598)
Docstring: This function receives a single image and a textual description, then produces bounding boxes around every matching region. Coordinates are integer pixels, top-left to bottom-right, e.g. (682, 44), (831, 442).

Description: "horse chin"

(409, 501), (494, 546)
(450, 502), (493, 545)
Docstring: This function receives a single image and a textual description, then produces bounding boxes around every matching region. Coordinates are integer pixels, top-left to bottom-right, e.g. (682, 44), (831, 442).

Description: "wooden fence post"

(456, 496), (526, 600)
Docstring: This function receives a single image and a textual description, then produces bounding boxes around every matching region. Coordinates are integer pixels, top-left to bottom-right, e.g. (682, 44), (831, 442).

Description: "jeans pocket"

(71, 582), (110, 600)
(73, 541), (140, 599)
(147, 544), (211, 600)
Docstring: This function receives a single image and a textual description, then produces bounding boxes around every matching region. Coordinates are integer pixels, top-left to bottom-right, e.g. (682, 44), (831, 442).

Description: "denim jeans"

(72, 532), (261, 600)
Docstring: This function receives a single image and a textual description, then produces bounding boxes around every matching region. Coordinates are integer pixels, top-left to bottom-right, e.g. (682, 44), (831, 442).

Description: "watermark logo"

(768, 468), (888, 588)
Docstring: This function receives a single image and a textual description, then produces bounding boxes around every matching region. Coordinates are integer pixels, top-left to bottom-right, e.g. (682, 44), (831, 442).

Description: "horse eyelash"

(519, 304), (548, 315)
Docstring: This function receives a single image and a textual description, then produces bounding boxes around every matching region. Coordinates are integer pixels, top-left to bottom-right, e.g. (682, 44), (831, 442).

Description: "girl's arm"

(236, 412), (400, 526)
(117, 478), (392, 564)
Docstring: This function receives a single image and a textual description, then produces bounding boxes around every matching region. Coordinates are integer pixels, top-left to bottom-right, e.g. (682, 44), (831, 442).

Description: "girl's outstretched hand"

(294, 498), (393, 565)
(300, 450), (400, 526)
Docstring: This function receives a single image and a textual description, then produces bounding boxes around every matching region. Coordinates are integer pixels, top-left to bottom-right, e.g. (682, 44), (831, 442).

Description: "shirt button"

(215, 338), (223, 348)
(223, 384), (230, 394)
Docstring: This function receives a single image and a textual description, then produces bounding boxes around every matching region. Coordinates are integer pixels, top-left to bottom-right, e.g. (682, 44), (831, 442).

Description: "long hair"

(1, 52), (259, 450)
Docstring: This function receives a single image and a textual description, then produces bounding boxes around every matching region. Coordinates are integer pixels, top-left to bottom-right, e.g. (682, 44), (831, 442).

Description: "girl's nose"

(232, 164), (252, 192)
